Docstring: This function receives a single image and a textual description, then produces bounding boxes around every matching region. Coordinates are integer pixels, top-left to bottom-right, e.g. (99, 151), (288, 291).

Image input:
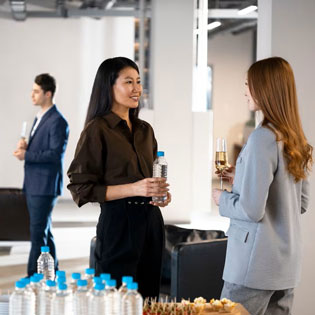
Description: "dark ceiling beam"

(208, 0), (257, 9)
(208, 19), (256, 37)
(56, 0), (67, 17)
(9, 0), (26, 21)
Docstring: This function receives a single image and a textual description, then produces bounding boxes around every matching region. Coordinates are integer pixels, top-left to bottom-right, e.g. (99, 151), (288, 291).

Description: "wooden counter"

(201, 303), (249, 314)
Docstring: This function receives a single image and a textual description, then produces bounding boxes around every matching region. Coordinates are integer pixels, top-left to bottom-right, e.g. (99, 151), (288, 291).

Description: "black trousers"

(95, 197), (165, 299)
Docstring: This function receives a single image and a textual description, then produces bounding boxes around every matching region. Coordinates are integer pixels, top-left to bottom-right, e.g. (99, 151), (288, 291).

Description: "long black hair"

(85, 57), (140, 126)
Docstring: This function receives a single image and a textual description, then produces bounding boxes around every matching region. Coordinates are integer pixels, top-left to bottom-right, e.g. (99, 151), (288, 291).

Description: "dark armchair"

(0, 188), (30, 241)
(90, 224), (227, 300)
(170, 238), (227, 300)
(161, 225), (227, 300)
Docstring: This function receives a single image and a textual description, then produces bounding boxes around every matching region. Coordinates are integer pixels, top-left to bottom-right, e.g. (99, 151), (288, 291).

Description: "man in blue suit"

(13, 73), (69, 277)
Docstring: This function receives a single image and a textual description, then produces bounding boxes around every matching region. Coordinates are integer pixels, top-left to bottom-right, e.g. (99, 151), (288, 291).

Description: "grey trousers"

(221, 281), (294, 315)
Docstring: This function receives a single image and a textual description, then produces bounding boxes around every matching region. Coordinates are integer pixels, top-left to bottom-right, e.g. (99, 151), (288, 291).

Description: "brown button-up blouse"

(67, 112), (157, 207)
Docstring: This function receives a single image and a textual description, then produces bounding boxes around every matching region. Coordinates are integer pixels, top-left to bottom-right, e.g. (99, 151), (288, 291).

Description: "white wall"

(258, 0), (315, 313)
(0, 17), (135, 199)
(0, 3), (254, 224)
(208, 30), (255, 165)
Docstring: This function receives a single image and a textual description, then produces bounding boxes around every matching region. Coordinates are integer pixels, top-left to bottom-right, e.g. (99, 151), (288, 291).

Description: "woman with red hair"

(213, 57), (313, 315)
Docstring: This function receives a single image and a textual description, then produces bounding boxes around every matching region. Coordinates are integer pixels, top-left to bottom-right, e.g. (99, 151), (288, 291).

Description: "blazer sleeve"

(67, 121), (107, 207)
(25, 118), (69, 163)
(219, 128), (278, 222)
(301, 178), (310, 214)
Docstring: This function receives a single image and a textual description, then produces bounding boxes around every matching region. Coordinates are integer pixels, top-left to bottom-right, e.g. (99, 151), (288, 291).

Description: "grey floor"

(0, 197), (229, 294)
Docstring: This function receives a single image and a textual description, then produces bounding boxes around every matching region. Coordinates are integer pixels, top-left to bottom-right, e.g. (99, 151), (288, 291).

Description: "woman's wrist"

(128, 182), (137, 197)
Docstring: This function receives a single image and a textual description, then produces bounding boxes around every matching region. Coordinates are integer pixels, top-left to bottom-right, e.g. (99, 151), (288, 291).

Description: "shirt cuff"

(91, 185), (106, 204)
(219, 190), (230, 218)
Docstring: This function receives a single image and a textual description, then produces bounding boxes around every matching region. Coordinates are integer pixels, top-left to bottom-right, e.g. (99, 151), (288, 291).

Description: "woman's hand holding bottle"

(131, 178), (171, 207)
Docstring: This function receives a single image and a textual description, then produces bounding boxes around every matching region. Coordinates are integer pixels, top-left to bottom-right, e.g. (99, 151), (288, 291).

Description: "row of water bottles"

(9, 246), (143, 315)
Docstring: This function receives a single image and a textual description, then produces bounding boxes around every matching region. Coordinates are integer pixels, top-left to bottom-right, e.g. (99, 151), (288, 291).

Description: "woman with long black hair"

(67, 57), (171, 299)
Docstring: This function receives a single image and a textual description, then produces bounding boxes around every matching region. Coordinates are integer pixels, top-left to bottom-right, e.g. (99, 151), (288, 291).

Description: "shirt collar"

(103, 111), (123, 129)
(36, 104), (54, 120)
(104, 111), (143, 129)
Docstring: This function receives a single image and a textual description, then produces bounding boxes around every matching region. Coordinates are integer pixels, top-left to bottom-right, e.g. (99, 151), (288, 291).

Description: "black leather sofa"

(170, 238), (227, 300)
(0, 188), (30, 241)
(90, 224), (227, 300)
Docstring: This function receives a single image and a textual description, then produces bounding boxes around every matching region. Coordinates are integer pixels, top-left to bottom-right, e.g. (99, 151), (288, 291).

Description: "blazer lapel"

(28, 105), (56, 143)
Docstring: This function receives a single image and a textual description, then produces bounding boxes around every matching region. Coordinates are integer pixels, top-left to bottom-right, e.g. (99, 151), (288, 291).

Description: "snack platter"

(143, 298), (250, 315)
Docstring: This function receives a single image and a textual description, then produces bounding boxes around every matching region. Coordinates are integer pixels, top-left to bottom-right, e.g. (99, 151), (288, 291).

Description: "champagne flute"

(21, 121), (27, 139)
(215, 138), (228, 189)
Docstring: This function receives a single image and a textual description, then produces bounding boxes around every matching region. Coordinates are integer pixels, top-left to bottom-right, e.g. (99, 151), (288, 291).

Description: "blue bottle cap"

(30, 276), (40, 283)
(41, 246), (49, 253)
(127, 282), (138, 290)
(93, 276), (102, 284)
(20, 277), (30, 285)
(95, 283), (105, 291)
(71, 272), (81, 280)
(122, 276), (133, 284)
(107, 279), (116, 287)
(77, 279), (88, 287)
(16, 281), (26, 289)
(56, 276), (66, 283)
(56, 270), (66, 278)
(36, 274), (44, 281)
(157, 151), (164, 157)
(58, 283), (67, 291)
(85, 268), (95, 275)
(100, 273), (111, 281)
(46, 280), (56, 287)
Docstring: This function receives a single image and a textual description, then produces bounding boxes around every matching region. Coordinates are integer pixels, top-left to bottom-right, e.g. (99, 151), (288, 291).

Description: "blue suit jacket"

(23, 105), (69, 196)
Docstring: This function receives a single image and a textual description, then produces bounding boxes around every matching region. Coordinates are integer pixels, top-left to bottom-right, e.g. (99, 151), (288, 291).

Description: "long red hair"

(248, 57), (313, 181)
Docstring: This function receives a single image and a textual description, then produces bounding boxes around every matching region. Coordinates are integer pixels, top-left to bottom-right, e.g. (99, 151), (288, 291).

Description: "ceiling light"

(207, 21), (221, 30)
(238, 5), (258, 16)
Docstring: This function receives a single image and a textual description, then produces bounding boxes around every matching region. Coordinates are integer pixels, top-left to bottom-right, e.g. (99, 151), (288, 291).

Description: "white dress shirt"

(30, 105), (54, 137)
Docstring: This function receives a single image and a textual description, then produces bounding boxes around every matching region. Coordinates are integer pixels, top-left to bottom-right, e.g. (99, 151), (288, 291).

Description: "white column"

(257, 0), (315, 313)
(150, 0), (195, 223)
(257, 0), (272, 60)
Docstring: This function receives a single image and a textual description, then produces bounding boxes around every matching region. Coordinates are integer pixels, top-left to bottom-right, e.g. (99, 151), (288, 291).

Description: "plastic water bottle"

(28, 275), (41, 315)
(92, 276), (103, 290)
(84, 268), (95, 290)
(122, 282), (143, 315)
(118, 276), (133, 313)
(56, 270), (66, 282)
(118, 276), (133, 294)
(39, 280), (56, 315)
(105, 279), (120, 315)
(13, 279), (35, 315)
(152, 151), (168, 203)
(70, 272), (81, 293)
(9, 281), (25, 315)
(52, 283), (73, 315)
(89, 283), (105, 315)
(37, 246), (55, 280)
(56, 276), (66, 286)
(73, 279), (89, 315)
(24, 286), (35, 315)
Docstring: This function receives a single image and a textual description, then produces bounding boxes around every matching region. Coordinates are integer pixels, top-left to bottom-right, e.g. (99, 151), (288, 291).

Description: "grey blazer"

(219, 125), (310, 290)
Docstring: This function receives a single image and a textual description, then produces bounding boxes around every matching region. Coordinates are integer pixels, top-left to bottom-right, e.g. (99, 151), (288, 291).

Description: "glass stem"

(220, 174), (223, 190)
